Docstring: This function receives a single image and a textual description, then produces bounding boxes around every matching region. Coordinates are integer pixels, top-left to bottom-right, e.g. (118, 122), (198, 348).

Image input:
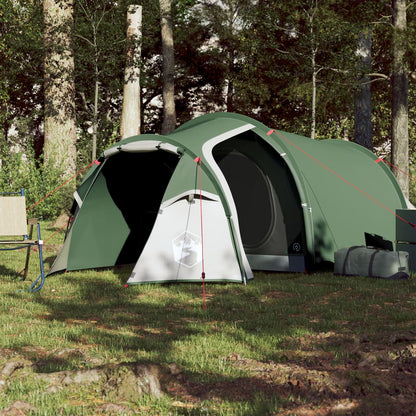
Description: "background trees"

(0, 0), (415, 214)
(0, 0), (43, 154)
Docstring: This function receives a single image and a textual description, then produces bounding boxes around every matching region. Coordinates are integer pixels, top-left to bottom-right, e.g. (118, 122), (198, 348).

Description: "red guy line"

(30, 218), (72, 254)
(27, 161), (97, 212)
(194, 157), (206, 308)
(378, 158), (416, 182)
(267, 129), (416, 229)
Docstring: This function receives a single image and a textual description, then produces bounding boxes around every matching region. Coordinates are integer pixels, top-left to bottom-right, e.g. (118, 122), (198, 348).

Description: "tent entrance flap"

(213, 130), (306, 272)
(103, 151), (180, 265)
(64, 150), (180, 271)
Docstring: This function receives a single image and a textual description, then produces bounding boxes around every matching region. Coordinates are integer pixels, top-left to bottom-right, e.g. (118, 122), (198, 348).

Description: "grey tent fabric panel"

(120, 141), (161, 153)
(103, 140), (177, 158)
(127, 196), (247, 284)
(161, 190), (220, 210)
(73, 191), (83, 208)
(247, 254), (306, 272)
(201, 124), (256, 277)
(103, 147), (122, 158)
(212, 133), (306, 258)
(159, 142), (181, 154)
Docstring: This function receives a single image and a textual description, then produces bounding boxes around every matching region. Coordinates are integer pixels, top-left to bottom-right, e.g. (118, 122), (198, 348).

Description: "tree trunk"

(354, 29), (373, 151)
(43, 0), (77, 179)
(391, 0), (409, 198)
(308, 1), (317, 140)
(160, 0), (176, 135)
(226, 49), (235, 112)
(92, 11), (100, 162)
(226, 79), (234, 112)
(92, 76), (99, 161)
(311, 49), (317, 140)
(120, 5), (142, 140)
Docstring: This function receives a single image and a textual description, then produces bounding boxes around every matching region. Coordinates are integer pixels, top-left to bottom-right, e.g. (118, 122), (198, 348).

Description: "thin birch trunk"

(391, 0), (409, 198)
(120, 5), (142, 139)
(160, 0), (176, 135)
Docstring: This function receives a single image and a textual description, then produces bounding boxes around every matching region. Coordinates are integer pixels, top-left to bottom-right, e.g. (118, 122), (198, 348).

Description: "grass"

(0, 222), (415, 414)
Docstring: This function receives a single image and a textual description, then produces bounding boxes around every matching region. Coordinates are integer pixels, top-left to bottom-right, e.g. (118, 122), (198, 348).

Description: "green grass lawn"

(0, 222), (415, 415)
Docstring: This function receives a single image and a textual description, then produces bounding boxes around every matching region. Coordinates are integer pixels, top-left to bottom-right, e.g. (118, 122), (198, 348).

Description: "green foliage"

(233, 0), (361, 136)
(0, 139), (72, 219)
(0, 0), (43, 145)
(73, 0), (128, 155)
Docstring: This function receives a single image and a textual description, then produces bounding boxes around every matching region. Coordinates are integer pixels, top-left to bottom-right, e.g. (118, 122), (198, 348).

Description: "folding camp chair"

(0, 189), (45, 291)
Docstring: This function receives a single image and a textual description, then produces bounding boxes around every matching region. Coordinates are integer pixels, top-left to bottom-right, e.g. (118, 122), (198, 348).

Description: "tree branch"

(406, 1), (416, 10)
(73, 33), (94, 48)
(368, 73), (390, 80)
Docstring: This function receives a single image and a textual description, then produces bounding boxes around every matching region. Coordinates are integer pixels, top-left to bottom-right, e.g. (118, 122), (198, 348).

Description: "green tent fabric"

(48, 112), (407, 284)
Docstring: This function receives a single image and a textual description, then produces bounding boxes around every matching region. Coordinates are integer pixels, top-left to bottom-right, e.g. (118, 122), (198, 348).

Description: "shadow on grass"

(4, 270), (416, 414)
(0, 263), (26, 280)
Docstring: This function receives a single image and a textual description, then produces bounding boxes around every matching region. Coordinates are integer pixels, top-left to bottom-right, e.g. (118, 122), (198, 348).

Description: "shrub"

(0, 140), (74, 220)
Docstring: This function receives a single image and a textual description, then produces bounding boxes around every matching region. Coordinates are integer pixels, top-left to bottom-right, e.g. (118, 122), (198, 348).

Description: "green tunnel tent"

(48, 112), (407, 284)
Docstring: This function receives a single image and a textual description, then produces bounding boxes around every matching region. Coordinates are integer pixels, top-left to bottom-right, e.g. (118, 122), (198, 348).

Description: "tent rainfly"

(48, 112), (407, 284)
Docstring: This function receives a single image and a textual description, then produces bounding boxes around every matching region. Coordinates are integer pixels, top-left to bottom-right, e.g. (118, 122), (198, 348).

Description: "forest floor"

(166, 330), (416, 415)
(0, 229), (415, 415)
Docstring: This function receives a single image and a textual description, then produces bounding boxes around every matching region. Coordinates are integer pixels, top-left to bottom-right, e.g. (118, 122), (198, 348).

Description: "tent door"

(213, 130), (306, 272)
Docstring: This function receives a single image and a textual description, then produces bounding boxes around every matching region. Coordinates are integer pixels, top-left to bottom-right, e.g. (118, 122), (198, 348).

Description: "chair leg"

(30, 222), (45, 292)
(22, 223), (34, 281)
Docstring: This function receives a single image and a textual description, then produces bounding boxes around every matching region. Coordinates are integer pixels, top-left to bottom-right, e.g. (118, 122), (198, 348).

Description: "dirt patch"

(1, 332), (416, 414)
(0, 401), (37, 416)
(163, 331), (416, 415)
(49, 214), (70, 230)
(0, 357), (173, 402)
